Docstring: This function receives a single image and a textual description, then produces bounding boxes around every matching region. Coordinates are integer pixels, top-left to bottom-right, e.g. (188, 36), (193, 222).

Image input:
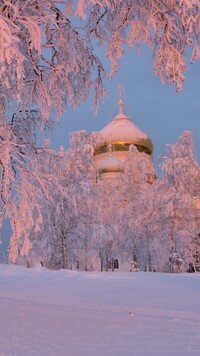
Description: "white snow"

(0, 264), (200, 356)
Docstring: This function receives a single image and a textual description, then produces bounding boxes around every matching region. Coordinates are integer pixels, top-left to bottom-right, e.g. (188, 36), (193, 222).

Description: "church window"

(107, 259), (119, 270)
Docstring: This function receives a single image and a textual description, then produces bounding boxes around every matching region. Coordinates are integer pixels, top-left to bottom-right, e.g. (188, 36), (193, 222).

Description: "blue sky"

(53, 45), (200, 171)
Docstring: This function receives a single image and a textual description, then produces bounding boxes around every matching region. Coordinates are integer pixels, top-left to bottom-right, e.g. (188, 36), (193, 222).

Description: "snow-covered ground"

(0, 264), (200, 356)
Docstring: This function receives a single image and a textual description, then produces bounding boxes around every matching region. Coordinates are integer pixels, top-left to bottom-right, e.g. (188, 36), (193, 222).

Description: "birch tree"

(119, 145), (156, 271)
(155, 131), (200, 270)
(0, 111), (59, 262)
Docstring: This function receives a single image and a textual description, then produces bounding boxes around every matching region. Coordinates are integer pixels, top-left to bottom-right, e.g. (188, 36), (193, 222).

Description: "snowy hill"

(0, 265), (200, 356)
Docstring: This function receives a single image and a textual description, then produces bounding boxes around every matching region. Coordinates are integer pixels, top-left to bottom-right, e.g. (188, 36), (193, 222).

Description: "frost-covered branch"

(0, 111), (65, 262)
(0, 0), (199, 126)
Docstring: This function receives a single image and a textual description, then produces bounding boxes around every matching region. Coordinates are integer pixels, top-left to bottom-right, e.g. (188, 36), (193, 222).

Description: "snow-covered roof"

(95, 101), (153, 155)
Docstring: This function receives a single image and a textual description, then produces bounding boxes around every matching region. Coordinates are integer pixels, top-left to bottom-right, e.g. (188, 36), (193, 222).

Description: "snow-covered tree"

(153, 131), (200, 271)
(95, 177), (125, 271)
(118, 145), (156, 271)
(15, 130), (99, 269)
(169, 252), (186, 273)
(0, 111), (61, 262)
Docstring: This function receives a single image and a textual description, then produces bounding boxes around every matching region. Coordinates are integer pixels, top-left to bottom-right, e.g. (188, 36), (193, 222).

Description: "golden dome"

(98, 148), (124, 175)
(94, 101), (153, 156)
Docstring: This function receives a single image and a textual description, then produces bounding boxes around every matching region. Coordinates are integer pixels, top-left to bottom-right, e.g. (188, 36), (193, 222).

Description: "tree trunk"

(132, 250), (137, 263)
(84, 238), (88, 271)
(99, 254), (103, 272)
(148, 252), (152, 272)
(60, 230), (67, 269)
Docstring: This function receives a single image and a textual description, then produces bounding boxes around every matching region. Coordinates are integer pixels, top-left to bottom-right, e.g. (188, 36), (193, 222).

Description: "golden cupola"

(97, 144), (124, 179)
(94, 100), (153, 166)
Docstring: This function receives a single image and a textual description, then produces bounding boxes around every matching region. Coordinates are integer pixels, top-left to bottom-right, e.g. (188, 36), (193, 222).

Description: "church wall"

(71, 258), (132, 272)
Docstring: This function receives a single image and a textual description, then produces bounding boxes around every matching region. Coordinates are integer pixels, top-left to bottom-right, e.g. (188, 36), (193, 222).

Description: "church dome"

(98, 148), (124, 175)
(94, 101), (153, 156)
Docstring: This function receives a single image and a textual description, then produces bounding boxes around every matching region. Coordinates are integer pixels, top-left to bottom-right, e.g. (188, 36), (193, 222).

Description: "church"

(71, 96), (200, 273)
(75, 97), (156, 272)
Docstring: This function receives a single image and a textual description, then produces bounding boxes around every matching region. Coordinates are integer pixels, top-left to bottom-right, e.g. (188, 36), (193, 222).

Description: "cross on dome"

(117, 83), (126, 117)
(118, 100), (124, 116)
(114, 84), (128, 120)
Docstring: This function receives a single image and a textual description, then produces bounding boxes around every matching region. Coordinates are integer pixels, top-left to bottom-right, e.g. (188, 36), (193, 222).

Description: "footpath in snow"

(0, 264), (200, 356)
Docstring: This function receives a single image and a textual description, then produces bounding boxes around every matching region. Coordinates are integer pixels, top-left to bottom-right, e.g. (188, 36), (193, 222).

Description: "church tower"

(93, 95), (153, 180)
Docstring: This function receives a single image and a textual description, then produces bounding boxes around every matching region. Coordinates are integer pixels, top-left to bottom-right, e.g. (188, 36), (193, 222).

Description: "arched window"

(107, 259), (119, 270)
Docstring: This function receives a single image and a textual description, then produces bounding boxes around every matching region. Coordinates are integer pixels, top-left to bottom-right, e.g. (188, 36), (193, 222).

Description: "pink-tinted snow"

(0, 264), (200, 355)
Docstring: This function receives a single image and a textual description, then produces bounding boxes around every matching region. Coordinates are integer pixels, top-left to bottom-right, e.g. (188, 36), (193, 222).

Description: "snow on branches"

(81, 0), (200, 90)
(160, 131), (200, 195)
(0, 111), (64, 262)
(0, 0), (105, 122)
(155, 131), (200, 268)
(0, 0), (199, 124)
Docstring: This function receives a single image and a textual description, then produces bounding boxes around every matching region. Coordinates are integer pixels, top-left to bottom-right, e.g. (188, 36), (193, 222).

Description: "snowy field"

(0, 264), (200, 356)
